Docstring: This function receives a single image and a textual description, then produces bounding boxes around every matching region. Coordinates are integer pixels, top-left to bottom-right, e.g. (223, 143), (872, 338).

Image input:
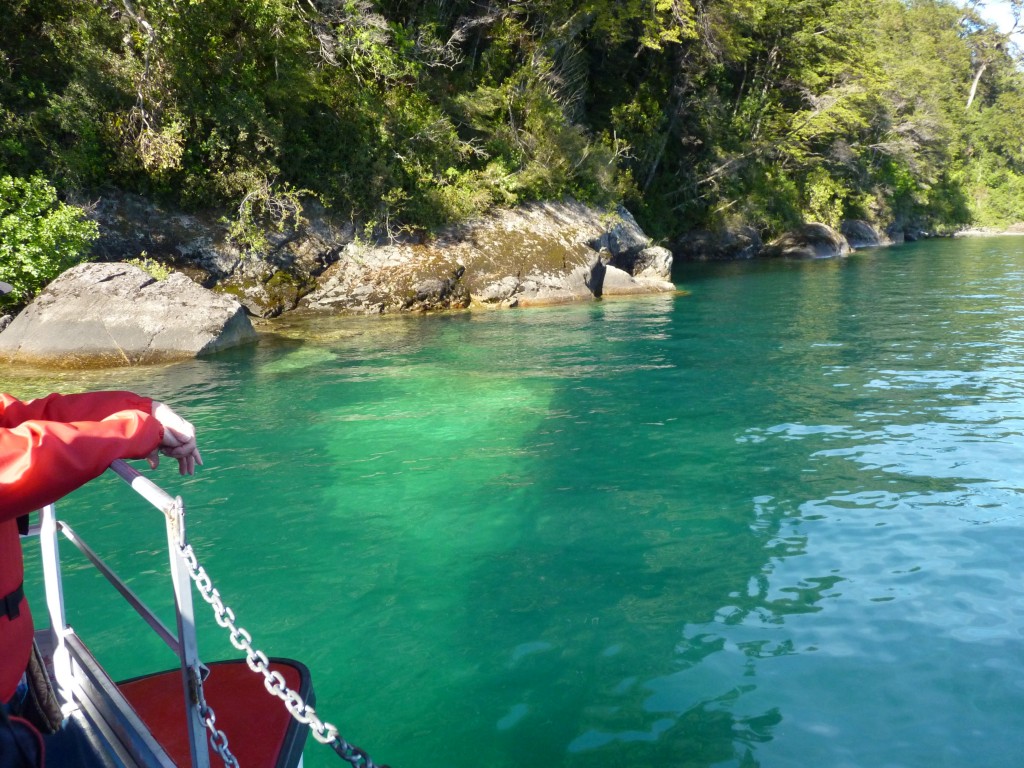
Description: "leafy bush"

(0, 175), (98, 307)
(803, 168), (847, 230)
(125, 254), (173, 280)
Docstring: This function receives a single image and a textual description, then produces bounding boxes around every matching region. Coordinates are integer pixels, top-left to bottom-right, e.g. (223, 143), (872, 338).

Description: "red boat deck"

(119, 659), (312, 768)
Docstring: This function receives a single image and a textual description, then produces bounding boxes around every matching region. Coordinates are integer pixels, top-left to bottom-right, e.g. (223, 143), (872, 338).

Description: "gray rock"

(0, 262), (256, 367)
(587, 206), (651, 258)
(85, 192), (348, 316)
(0, 315), (11, 334)
(675, 227), (763, 261)
(303, 200), (674, 312)
(903, 228), (931, 242)
(633, 246), (673, 280)
(841, 220), (892, 249)
(885, 224), (906, 245)
(85, 193), (674, 316)
(762, 223), (852, 259)
(303, 243), (470, 313)
(601, 265), (676, 296)
(404, 268), (470, 311)
(474, 276), (520, 303)
(584, 254), (607, 298)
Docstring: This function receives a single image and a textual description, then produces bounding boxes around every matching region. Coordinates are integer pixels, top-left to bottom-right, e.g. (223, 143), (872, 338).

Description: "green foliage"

(125, 254), (173, 281)
(803, 168), (847, 230)
(1, 0), (1023, 244)
(0, 174), (98, 306)
(224, 175), (311, 253)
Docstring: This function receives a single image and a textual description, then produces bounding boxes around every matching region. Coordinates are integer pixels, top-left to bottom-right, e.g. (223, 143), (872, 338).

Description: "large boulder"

(762, 223), (852, 259)
(632, 246), (674, 280)
(300, 242), (471, 314)
(841, 219), (893, 249)
(0, 262), (256, 367)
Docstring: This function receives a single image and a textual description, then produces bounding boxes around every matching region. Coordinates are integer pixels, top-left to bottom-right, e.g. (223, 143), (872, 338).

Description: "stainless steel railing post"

(109, 459), (211, 768)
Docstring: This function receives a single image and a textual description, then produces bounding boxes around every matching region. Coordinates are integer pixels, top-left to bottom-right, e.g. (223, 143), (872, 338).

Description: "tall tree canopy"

(1, 0), (1023, 244)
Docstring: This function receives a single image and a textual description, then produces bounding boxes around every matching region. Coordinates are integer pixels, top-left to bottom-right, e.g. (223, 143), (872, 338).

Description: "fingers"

(161, 441), (197, 459)
(179, 453), (196, 476)
(153, 402), (197, 447)
(150, 401), (203, 476)
(160, 444), (200, 475)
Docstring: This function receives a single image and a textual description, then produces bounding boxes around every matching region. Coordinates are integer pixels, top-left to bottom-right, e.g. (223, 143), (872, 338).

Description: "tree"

(0, 175), (98, 307)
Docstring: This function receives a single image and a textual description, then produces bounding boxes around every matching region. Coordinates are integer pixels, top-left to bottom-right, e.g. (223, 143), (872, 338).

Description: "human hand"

(147, 401), (203, 475)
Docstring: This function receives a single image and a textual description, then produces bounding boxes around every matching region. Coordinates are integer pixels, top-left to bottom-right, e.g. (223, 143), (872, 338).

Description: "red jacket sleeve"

(0, 391), (164, 521)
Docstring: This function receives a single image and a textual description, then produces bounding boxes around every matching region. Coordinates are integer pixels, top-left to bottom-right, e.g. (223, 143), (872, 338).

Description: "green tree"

(0, 174), (98, 307)
(2, 0), (1024, 246)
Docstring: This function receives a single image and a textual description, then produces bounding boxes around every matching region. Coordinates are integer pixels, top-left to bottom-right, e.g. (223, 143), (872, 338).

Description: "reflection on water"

(7, 239), (1024, 767)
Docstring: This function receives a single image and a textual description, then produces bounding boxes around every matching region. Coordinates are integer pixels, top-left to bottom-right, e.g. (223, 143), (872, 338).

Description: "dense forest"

(2, 0), (1024, 258)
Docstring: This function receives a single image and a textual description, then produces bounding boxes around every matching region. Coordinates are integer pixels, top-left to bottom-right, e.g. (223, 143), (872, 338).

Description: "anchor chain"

(190, 664), (240, 768)
(177, 542), (390, 768)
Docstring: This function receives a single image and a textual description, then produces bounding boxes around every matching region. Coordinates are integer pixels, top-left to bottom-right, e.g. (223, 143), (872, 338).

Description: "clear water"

(8, 237), (1024, 767)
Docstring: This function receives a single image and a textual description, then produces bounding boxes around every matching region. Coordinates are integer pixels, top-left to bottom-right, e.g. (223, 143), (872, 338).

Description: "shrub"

(0, 175), (98, 307)
(125, 254), (173, 280)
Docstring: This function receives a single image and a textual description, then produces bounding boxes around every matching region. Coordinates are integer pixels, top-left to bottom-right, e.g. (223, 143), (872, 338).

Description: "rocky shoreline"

(0, 195), (677, 367)
(0, 190), (1011, 368)
(82, 194), (675, 320)
(953, 225), (1024, 237)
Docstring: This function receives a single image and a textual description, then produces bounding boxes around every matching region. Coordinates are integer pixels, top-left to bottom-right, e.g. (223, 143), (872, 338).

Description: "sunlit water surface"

(6, 237), (1024, 767)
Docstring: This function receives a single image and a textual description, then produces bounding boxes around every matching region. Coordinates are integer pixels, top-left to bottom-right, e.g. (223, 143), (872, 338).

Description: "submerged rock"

(0, 262), (256, 367)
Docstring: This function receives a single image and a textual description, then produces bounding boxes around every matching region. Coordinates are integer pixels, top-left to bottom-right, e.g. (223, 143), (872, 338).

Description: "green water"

(8, 237), (1024, 767)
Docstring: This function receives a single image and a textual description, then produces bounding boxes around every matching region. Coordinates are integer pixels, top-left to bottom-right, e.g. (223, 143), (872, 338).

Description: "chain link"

(194, 674), (240, 768)
(177, 542), (389, 768)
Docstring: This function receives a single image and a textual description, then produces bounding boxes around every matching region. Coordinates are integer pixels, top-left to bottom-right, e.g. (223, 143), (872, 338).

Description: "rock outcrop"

(0, 262), (256, 367)
(762, 223), (852, 259)
(87, 193), (674, 316)
(87, 193), (348, 318)
(841, 219), (893, 249)
(303, 201), (675, 312)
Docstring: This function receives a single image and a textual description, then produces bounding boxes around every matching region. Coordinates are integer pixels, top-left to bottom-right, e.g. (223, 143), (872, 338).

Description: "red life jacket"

(0, 392), (163, 702)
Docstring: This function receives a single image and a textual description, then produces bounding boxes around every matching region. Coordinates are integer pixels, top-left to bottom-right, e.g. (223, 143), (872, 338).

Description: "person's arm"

(0, 391), (155, 426)
(0, 392), (171, 521)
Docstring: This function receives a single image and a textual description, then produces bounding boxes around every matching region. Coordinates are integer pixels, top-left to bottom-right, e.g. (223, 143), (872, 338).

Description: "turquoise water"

(9, 237), (1024, 767)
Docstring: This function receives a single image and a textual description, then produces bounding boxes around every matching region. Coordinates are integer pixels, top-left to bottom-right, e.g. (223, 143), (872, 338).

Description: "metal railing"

(35, 458), (210, 768)
(31, 458), (387, 768)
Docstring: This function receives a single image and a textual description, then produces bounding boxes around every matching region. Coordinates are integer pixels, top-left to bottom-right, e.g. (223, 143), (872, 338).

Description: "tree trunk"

(966, 61), (988, 109)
